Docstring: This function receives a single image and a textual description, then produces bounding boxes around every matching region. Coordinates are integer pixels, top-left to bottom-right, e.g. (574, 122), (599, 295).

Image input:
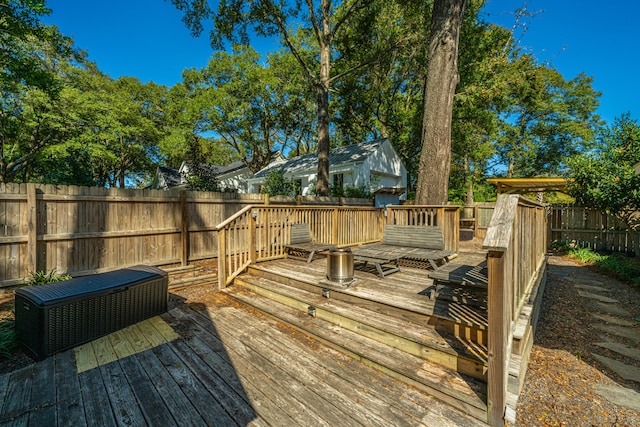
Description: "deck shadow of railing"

(160, 297), (258, 426)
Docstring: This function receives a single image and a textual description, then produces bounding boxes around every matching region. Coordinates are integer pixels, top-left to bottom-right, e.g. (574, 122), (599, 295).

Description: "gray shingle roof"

(253, 138), (387, 178)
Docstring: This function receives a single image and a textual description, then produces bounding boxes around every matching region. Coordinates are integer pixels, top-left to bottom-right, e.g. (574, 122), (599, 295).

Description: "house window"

(296, 179), (303, 195)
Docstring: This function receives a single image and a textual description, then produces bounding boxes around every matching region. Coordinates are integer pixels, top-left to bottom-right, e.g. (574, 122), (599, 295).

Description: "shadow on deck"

(0, 284), (485, 426)
(223, 250), (494, 423)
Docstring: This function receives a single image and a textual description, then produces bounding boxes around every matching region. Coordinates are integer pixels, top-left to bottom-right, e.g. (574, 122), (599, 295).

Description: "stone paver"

(591, 354), (640, 382)
(577, 290), (618, 303)
(594, 324), (640, 344)
(574, 284), (611, 293)
(594, 384), (640, 413)
(591, 313), (637, 327)
(587, 302), (632, 317)
(594, 342), (640, 361)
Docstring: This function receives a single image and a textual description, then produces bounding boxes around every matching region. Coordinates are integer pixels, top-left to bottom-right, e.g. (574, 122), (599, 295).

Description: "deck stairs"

(223, 261), (492, 423)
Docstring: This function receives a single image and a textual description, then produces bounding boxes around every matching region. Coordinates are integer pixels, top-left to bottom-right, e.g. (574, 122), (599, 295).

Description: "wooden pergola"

(486, 177), (569, 195)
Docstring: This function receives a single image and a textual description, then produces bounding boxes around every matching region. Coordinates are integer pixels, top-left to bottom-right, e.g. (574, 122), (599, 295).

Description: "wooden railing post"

(483, 194), (520, 426)
(487, 250), (508, 426)
(332, 207), (339, 245)
(249, 210), (257, 263)
(27, 183), (37, 274)
(217, 227), (227, 291)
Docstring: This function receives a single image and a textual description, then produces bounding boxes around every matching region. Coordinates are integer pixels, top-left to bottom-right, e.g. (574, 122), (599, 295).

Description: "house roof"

(253, 138), (388, 179)
(207, 160), (247, 176)
(157, 166), (184, 188)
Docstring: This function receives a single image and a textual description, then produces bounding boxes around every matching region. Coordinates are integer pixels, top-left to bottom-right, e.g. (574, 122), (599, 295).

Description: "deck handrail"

(216, 205), (386, 289)
(215, 205), (254, 230)
(484, 195), (547, 426)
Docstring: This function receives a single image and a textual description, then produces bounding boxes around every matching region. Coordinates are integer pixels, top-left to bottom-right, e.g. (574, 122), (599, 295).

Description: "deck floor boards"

(0, 260), (487, 426)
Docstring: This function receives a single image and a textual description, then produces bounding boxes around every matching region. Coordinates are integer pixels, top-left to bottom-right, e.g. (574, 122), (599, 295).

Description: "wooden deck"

(222, 251), (495, 423)
(0, 284), (485, 426)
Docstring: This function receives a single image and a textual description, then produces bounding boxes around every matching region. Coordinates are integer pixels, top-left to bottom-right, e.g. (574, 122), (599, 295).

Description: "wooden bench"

(352, 224), (454, 273)
(284, 223), (335, 263)
(427, 257), (488, 299)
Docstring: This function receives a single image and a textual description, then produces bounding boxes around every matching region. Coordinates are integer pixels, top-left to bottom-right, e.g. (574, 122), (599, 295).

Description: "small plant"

(0, 317), (17, 358)
(565, 247), (640, 287)
(24, 270), (72, 287)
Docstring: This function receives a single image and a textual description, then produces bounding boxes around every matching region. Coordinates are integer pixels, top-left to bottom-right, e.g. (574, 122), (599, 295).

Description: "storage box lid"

(15, 265), (167, 307)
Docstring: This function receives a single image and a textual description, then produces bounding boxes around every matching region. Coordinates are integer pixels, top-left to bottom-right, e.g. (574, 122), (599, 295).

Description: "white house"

(247, 138), (407, 197)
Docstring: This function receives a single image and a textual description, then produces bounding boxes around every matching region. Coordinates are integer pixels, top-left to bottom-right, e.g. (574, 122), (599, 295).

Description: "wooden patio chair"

(284, 223), (335, 263)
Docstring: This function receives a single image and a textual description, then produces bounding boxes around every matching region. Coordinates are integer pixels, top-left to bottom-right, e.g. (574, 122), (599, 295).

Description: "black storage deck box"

(15, 265), (168, 360)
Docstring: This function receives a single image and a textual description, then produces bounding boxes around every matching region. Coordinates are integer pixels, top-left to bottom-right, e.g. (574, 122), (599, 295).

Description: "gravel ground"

(513, 255), (640, 427)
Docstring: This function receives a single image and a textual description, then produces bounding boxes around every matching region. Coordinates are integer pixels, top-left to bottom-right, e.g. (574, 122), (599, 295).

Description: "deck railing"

(484, 195), (547, 426)
(216, 206), (384, 288)
(216, 204), (457, 288)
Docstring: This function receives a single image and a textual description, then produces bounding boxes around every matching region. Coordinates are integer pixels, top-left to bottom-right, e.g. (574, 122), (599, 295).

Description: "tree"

(568, 113), (640, 228)
(494, 61), (601, 178)
(415, 0), (467, 205)
(0, 1), (79, 182)
(169, 0), (394, 195)
(176, 46), (315, 173)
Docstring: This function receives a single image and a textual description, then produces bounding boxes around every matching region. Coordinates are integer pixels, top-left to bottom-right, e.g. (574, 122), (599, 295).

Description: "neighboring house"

(150, 166), (187, 190)
(150, 161), (251, 192)
(247, 138), (407, 197)
(151, 154), (285, 193)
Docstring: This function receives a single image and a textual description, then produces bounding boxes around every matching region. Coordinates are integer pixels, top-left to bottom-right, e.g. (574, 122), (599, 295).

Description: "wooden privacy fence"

(0, 183), (265, 288)
(484, 195), (547, 426)
(216, 205), (459, 288)
(549, 205), (640, 254)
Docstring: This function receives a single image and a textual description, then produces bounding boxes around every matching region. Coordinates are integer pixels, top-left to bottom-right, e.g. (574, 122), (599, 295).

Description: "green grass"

(556, 242), (640, 286)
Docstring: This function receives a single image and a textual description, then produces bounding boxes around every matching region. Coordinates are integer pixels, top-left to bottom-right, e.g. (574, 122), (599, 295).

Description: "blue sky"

(43, 0), (638, 125)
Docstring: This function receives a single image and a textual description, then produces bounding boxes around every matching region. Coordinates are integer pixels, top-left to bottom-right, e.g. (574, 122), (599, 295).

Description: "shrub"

(24, 269), (72, 287)
(0, 317), (17, 358)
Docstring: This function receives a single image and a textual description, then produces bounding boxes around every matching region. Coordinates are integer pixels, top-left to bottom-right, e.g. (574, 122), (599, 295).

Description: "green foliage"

(329, 184), (373, 199)
(260, 169), (299, 197)
(24, 269), (72, 287)
(561, 246), (640, 286)
(567, 113), (640, 228)
(0, 317), (17, 358)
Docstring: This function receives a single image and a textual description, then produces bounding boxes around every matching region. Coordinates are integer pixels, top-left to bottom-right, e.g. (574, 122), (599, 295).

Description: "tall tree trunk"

(415, 0), (467, 205)
(315, 11), (332, 197)
(464, 155), (475, 205)
(315, 77), (330, 195)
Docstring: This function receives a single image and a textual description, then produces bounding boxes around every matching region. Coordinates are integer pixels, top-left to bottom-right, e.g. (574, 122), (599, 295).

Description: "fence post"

(27, 183), (38, 274)
(180, 191), (189, 266)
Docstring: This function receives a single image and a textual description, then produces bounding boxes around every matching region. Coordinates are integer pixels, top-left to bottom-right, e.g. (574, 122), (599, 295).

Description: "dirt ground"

(1, 254), (639, 426)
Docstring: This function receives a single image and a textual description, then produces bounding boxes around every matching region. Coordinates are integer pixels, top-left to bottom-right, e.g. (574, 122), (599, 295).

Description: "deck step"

(224, 283), (488, 421)
(233, 273), (487, 380)
(247, 263), (488, 346)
